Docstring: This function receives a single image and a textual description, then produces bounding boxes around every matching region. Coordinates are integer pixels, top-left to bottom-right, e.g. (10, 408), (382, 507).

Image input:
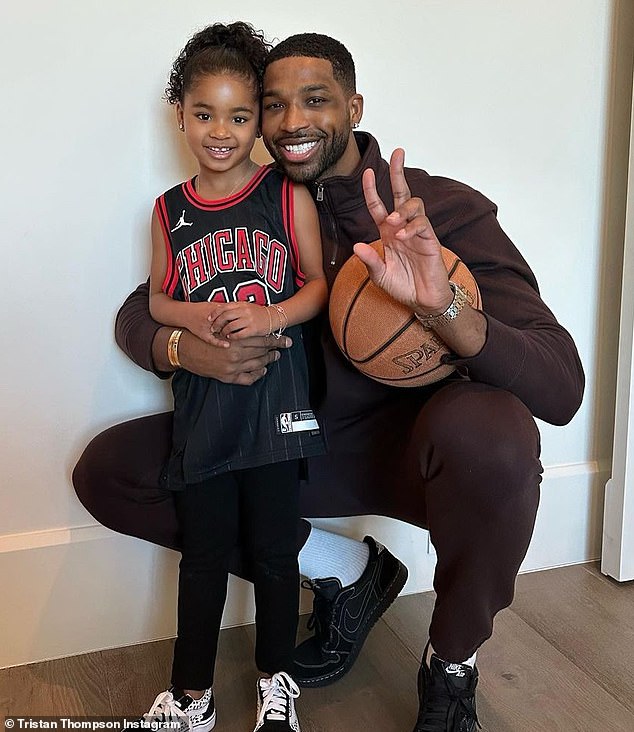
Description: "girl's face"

(177, 73), (259, 180)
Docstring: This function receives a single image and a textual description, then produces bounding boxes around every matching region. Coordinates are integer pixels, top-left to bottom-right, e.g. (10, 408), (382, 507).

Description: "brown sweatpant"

(72, 380), (541, 663)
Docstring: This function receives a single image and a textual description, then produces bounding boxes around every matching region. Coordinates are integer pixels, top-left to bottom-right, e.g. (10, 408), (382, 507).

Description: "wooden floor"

(2, 562), (633, 731)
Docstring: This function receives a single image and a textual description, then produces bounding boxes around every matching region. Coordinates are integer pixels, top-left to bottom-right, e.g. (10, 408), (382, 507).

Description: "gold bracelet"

(270, 304), (288, 339)
(167, 329), (183, 368)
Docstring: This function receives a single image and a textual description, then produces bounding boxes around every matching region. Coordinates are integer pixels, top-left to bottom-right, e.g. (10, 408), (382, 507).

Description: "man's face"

(262, 57), (363, 184)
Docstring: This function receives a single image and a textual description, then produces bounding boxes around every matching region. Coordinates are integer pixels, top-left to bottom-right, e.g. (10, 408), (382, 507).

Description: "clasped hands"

(183, 301), (282, 348)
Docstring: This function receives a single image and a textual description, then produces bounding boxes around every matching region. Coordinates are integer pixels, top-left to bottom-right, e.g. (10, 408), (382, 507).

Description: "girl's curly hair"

(165, 21), (272, 104)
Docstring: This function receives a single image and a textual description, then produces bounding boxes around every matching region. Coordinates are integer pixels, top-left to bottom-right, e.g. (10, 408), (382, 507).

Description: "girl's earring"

(179, 123), (184, 131)
(352, 121), (359, 129)
(256, 131), (262, 138)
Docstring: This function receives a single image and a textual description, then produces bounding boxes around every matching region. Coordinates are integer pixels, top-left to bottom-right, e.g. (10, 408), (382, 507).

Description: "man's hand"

(182, 302), (230, 348)
(354, 148), (487, 357)
(153, 327), (292, 385)
(180, 330), (292, 384)
(353, 148), (453, 316)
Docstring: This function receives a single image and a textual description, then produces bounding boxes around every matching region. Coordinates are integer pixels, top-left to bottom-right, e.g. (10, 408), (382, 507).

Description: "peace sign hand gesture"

(353, 148), (453, 317)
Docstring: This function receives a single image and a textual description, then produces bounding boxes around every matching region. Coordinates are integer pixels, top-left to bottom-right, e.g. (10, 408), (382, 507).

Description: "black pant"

(172, 462), (300, 690)
(73, 381), (542, 663)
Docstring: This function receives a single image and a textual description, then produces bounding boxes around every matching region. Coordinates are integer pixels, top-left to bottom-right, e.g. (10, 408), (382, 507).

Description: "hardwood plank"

(0, 652), (111, 716)
(100, 638), (175, 717)
(512, 562), (634, 713)
(381, 590), (435, 658)
(478, 607), (633, 731)
(210, 625), (257, 730)
(383, 592), (634, 730)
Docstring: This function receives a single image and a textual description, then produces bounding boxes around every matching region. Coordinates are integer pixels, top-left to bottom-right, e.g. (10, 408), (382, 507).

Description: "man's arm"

(439, 208), (584, 425)
(115, 281), (168, 375)
(115, 280), (291, 384)
(355, 149), (584, 426)
(150, 324), (175, 374)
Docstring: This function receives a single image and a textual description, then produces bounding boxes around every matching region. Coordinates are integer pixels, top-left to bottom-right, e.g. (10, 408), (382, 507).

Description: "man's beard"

(268, 128), (351, 184)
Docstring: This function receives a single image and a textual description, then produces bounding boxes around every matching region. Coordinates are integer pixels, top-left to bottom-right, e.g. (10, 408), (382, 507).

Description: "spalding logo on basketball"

(329, 240), (482, 387)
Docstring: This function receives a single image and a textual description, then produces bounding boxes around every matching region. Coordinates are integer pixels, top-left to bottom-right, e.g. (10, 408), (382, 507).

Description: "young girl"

(141, 22), (327, 732)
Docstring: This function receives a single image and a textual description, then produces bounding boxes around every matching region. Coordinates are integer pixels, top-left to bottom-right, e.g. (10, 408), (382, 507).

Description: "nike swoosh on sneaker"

(341, 563), (381, 635)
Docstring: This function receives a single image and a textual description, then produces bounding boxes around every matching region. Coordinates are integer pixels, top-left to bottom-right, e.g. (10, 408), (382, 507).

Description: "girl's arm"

(149, 209), (228, 347)
(214, 184), (328, 339)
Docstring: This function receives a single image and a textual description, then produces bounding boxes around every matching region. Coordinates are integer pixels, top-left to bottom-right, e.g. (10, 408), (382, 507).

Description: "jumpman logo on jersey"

(171, 210), (193, 232)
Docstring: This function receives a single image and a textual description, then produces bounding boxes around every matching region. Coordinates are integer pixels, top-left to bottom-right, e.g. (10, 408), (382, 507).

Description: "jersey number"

(208, 280), (269, 306)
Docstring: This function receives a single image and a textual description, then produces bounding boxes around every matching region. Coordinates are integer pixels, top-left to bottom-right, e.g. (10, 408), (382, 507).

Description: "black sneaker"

(293, 536), (408, 687)
(136, 686), (216, 732)
(253, 672), (301, 731)
(413, 643), (480, 732)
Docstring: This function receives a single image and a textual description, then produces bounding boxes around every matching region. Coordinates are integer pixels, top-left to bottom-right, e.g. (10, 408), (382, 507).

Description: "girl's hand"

(184, 302), (230, 348)
(212, 302), (271, 340)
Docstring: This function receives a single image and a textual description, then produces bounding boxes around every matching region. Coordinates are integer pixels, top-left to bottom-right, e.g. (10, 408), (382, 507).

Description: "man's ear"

(350, 94), (364, 128)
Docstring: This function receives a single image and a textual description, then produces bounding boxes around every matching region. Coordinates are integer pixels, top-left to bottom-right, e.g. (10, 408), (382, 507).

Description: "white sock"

(458, 651), (477, 668)
(298, 527), (370, 587)
(428, 643), (477, 668)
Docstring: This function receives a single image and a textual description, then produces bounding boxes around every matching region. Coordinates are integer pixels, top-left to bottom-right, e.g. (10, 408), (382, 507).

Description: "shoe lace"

(257, 672), (300, 724)
(419, 685), (481, 732)
(145, 690), (192, 731)
(302, 579), (335, 648)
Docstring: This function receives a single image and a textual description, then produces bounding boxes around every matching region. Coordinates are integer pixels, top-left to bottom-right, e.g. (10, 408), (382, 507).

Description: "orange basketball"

(329, 241), (482, 387)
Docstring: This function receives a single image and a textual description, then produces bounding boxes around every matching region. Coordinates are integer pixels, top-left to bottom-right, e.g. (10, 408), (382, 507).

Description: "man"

(73, 33), (584, 731)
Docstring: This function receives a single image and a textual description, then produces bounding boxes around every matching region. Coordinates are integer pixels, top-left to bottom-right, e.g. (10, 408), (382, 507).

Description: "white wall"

(1, 0), (631, 667)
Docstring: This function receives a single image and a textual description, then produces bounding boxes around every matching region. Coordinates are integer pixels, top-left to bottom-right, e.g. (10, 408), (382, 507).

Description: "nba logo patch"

(277, 410), (320, 434)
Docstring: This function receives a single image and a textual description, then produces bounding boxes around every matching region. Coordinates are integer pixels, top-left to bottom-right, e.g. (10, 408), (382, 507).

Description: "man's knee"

(72, 427), (117, 516)
(416, 382), (541, 486)
(72, 412), (174, 526)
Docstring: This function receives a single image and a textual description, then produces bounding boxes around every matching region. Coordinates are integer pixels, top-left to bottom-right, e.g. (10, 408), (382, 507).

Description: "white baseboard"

(521, 461), (606, 572)
(0, 461), (605, 669)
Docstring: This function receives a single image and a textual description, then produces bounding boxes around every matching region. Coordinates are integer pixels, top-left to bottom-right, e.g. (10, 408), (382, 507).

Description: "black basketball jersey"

(155, 167), (325, 490)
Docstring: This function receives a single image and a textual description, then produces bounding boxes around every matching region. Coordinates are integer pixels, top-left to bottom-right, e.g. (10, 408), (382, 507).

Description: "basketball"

(328, 240), (482, 387)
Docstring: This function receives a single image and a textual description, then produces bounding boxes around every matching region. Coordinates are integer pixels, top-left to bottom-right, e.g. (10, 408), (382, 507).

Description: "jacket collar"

(313, 132), (392, 212)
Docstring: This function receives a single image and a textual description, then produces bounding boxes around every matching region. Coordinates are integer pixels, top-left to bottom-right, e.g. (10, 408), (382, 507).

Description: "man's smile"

(275, 137), (322, 163)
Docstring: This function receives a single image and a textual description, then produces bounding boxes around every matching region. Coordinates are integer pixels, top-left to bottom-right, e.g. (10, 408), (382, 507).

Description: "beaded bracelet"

(269, 304), (288, 339)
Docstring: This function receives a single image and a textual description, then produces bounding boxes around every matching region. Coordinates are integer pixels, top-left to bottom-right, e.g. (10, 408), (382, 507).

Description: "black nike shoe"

(413, 643), (480, 732)
(293, 536), (408, 687)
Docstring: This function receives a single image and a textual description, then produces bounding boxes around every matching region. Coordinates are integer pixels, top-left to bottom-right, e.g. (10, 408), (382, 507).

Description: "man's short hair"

(265, 33), (356, 95)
